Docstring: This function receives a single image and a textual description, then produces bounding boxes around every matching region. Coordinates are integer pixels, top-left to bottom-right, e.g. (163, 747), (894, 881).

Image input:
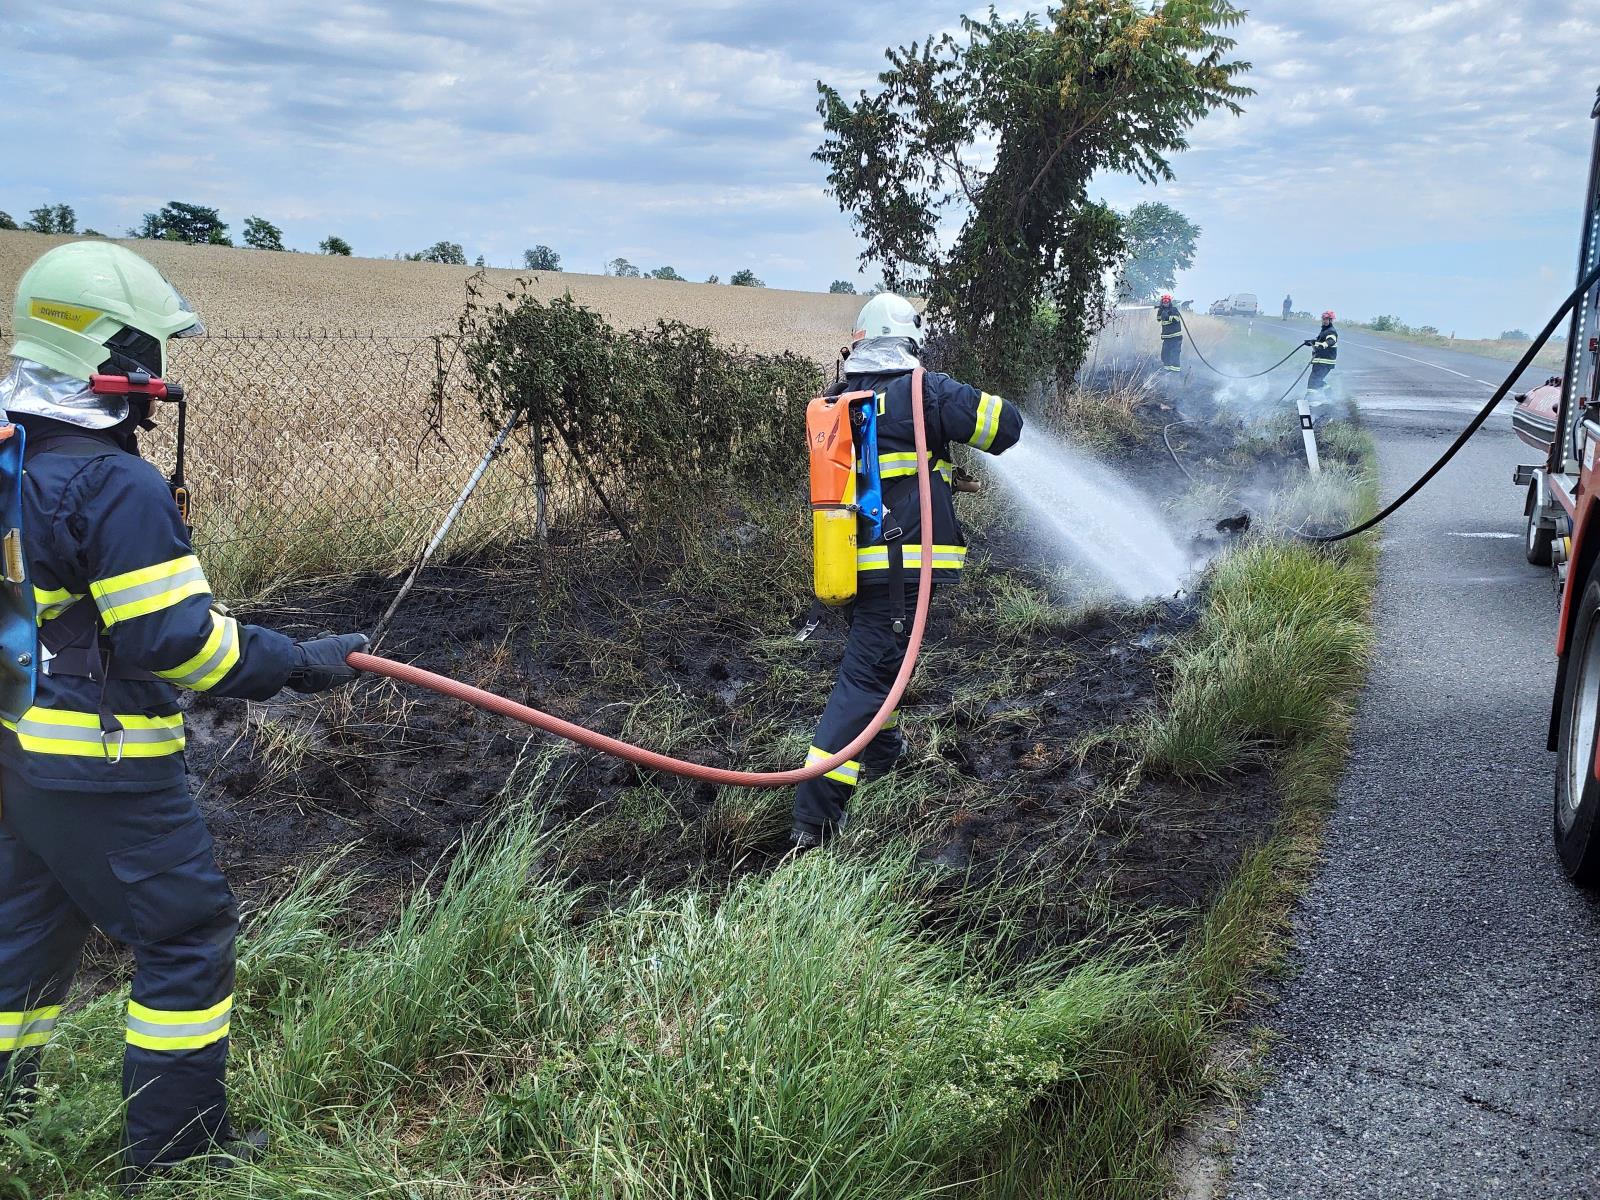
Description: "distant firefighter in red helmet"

(1155, 293), (1182, 373)
(1304, 310), (1338, 391)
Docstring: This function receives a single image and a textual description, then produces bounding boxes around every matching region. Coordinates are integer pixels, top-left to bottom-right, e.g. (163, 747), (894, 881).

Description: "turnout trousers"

(793, 583), (917, 840)
(0, 768), (238, 1172)
(1307, 363), (1334, 391)
(1160, 337), (1182, 371)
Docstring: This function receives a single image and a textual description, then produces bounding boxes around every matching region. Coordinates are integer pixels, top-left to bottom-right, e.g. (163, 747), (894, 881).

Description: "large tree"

(242, 215), (286, 251)
(320, 235), (353, 256)
(1119, 201), (1200, 299)
(815, 1), (1249, 387)
(523, 245), (562, 271)
(135, 201), (229, 245)
(25, 204), (77, 235)
(418, 241), (467, 265)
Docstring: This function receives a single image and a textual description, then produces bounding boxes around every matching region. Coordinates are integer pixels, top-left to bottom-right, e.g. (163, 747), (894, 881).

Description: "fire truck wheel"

(1555, 576), (1600, 884)
(1525, 481), (1554, 566)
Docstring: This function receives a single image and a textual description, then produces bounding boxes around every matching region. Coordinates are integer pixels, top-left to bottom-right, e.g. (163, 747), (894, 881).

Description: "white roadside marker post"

(1296, 392), (1322, 474)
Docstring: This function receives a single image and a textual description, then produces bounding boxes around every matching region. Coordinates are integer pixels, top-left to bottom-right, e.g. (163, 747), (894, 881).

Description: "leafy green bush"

(453, 277), (821, 518)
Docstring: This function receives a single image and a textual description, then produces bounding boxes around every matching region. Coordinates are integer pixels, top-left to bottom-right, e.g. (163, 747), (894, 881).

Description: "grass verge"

(2, 422), (1381, 1199)
(1346, 322), (1565, 374)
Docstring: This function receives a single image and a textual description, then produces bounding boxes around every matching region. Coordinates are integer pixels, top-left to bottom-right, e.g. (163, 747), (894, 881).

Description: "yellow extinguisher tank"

(807, 391), (872, 606)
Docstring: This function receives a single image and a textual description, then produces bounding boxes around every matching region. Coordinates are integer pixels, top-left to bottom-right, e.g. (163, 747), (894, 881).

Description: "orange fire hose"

(345, 367), (936, 788)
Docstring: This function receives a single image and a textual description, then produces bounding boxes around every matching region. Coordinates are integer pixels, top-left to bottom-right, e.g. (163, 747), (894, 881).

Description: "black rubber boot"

(0, 1054), (41, 1128)
(120, 1128), (268, 1195)
(859, 747), (910, 784)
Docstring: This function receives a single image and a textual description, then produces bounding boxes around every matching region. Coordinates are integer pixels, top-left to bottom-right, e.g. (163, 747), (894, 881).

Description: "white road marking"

(1446, 531), (1518, 540)
(1337, 337), (1493, 387)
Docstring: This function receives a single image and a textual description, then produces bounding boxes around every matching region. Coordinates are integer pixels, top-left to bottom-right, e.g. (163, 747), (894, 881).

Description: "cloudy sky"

(3, 0), (1596, 337)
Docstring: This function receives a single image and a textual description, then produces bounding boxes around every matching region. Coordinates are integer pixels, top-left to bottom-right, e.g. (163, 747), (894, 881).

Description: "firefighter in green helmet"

(0, 240), (366, 1191)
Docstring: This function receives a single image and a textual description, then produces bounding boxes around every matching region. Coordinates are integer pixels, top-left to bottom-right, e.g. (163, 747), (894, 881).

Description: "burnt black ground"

(1224, 319), (1600, 1196)
(169, 374), (1324, 956)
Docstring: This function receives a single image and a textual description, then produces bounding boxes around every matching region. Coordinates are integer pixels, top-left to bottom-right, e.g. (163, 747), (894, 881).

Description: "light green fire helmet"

(9, 241), (204, 382)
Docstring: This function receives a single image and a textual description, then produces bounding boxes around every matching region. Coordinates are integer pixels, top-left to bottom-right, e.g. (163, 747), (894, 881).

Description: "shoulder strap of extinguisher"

(22, 431), (122, 462)
(39, 602), (158, 683)
(25, 433), (161, 685)
(883, 367), (926, 637)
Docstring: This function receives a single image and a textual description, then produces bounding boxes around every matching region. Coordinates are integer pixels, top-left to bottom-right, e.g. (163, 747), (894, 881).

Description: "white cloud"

(1, 0), (1595, 331)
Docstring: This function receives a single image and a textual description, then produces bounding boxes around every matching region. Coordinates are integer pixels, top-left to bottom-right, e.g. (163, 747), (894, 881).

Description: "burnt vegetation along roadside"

(15, 301), (1378, 1198)
(187, 329), (1370, 951)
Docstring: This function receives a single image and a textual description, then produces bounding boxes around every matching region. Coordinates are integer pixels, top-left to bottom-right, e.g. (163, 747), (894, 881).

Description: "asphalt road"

(1219, 318), (1600, 1197)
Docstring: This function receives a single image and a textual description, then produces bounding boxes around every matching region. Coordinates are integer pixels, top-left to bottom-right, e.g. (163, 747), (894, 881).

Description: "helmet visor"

(169, 283), (206, 338)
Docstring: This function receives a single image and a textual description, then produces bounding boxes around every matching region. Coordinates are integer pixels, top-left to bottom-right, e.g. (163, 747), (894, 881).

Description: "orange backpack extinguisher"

(807, 390), (875, 606)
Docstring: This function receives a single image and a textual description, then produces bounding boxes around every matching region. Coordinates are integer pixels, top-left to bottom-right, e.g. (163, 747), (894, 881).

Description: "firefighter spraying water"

(790, 294), (1023, 848)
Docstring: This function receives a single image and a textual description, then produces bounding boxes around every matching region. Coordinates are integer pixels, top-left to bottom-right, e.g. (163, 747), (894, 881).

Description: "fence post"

(370, 412), (522, 646)
(529, 415), (550, 543)
(550, 417), (633, 549)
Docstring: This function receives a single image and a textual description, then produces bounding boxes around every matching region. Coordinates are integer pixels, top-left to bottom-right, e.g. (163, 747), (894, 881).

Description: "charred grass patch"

(4, 401), (1378, 1197)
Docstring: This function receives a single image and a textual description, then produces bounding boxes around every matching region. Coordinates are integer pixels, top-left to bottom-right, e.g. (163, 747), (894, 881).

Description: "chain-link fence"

(0, 322), (823, 603)
(159, 330), (592, 600)
(0, 326), (593, 601)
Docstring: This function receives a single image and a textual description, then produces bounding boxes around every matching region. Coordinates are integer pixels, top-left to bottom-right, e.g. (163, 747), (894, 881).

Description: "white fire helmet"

(852, 293), (924, 348)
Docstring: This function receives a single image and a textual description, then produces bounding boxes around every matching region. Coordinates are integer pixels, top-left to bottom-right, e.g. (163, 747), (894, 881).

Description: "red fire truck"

(1516, 87), (1600, 883)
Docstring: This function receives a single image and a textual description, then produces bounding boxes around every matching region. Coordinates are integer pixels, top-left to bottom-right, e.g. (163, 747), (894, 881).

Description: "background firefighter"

(1306, 309), (1339, 391)
(792, 294), (1023, 849)
(1156, 293), (1183, 372)
(0, 242), (367, 1191)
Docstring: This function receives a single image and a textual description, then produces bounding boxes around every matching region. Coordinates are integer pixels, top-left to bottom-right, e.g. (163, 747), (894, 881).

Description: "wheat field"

(0, 232), (869, 599)
(0, 231), (862, 366)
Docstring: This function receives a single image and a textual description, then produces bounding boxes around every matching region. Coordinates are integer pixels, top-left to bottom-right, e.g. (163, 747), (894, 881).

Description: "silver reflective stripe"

(163, 618), (238, 688)
(0, 1014), (56, 1041)
(125, 1009), (231, 1042)
(95, 564), (206, 615)
(8, 718), (181, 746)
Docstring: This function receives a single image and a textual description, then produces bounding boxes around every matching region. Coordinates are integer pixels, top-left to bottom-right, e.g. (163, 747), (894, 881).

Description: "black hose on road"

(1178, 310), (1308, 380)
(1305, 259), (1600, 544)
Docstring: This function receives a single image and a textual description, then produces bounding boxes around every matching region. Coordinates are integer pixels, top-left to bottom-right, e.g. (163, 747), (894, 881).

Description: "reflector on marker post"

(1296, 394), (1322, 475)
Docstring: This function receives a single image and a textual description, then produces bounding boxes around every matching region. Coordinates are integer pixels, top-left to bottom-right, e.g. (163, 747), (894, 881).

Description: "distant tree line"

(601, 257), (767, 286)
(2, 198), (866, 291)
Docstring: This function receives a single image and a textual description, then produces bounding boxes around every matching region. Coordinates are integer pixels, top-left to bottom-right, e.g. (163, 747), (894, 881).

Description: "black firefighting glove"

(287, 633), (369, 693)
(1302, 338), (1316, 347)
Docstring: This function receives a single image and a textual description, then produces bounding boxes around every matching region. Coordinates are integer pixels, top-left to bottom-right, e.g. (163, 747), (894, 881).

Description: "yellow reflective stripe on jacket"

(879, 452), (954, 483)
(806, 745), (861, 787)
(1, 708), (185, 758)
(1312, 358), (1337, 366)
(154, 611), (240, 692)
(90, 555), (209, 627)
(0, 1004), (61, 1051)
(33, 586), (82, 625)
(857, 543), (968, 571)
(969, 393), (1003, 451)
(126, 994), (232, 1052)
